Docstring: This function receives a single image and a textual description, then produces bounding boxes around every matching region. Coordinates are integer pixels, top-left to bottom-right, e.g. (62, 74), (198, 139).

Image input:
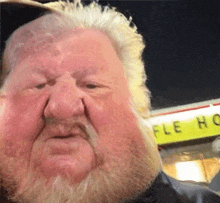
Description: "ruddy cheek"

(0, 91), (49, 158)
(83, 93), (135, 134)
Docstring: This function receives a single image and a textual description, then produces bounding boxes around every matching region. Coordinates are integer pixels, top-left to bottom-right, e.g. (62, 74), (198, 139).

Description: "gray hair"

(2, 0), (150, 118)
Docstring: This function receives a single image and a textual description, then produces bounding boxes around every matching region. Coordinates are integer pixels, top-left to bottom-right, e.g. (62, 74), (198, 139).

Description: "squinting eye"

(86, 84), (98, 89)
(35, 83), (46, 89)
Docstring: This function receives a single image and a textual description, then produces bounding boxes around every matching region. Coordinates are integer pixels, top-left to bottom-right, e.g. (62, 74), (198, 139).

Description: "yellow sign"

(149, 105), (220, 145)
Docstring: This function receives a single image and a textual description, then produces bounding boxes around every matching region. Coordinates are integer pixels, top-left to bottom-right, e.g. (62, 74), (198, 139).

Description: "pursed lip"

(45, 122), (89, 141)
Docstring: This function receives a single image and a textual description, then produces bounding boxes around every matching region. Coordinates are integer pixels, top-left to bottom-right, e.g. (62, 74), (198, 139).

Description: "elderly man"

(0, 1), (219, 203)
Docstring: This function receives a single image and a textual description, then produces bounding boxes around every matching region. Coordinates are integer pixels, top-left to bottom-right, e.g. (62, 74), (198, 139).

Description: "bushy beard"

(1, 114), (161, 203)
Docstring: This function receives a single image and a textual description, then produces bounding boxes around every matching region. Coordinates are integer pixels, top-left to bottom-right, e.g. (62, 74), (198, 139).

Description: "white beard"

(1, 114), (161, 203)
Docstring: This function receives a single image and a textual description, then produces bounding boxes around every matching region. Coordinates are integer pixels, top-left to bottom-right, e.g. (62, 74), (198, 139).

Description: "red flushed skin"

(0, 28), (148, 184)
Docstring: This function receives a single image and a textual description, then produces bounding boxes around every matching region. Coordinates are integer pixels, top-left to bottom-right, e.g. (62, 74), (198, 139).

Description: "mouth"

(45, 132), (87, 155)
(47, 123), (89, 141)
(53, 135), (74, 139)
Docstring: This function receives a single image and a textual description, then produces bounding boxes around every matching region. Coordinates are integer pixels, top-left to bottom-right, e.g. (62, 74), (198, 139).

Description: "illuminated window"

(175, 161), (204, 182)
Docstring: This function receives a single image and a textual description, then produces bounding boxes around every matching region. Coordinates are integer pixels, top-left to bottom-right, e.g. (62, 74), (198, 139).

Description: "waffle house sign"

(149, 101), (220, 145)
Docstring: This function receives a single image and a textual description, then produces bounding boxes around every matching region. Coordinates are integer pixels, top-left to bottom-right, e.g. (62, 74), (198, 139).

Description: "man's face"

(0, 18), (160, 202)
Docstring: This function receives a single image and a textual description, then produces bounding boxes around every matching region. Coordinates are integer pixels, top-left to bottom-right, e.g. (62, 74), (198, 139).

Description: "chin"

(1, 118), (160, 203)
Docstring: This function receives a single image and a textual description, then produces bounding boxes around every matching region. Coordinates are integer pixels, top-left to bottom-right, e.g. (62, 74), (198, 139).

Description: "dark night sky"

(96, 0), (220, 109)
(30, 1), (220, 108)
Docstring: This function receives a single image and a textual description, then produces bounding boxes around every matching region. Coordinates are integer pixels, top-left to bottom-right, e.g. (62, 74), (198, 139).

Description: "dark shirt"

(209, 170), (220, 192)
(1, 172), (220, 203)
(127, 171), (220, 203)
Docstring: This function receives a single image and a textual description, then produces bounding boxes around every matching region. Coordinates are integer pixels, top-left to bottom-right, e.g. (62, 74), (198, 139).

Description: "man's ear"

(1, 51), (9, 88)
(0, 91), (3, 111)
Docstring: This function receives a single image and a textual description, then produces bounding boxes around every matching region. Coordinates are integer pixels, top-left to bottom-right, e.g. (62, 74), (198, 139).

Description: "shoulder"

(160, 172), (220, 203)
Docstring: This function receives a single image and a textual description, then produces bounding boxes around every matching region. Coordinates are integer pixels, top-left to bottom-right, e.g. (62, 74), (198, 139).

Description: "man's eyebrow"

(33, 65), (100, 80)
(71, 66), (100, 78)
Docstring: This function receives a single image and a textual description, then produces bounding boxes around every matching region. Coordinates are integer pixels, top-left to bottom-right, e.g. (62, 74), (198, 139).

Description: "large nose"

(44, 72), (85, 119)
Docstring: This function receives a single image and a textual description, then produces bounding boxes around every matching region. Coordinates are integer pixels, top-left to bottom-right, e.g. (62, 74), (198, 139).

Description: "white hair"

(44, 0), (150, 118)
(2, 0), (150, 117)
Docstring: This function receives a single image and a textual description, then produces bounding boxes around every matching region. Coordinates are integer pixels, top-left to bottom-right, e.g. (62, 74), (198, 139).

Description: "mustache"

(44, 117), (98, 145)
